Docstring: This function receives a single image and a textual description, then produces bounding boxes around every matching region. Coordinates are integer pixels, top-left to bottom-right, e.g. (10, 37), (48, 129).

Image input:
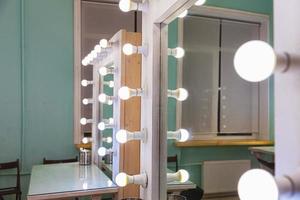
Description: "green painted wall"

(0, 0), (78, 198)
(168, 0), (273, 187)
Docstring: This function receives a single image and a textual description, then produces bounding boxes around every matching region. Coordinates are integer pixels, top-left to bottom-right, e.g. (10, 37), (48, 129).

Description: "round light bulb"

(82, 98), (89, 105)
(122, 43), (134, 56)
(98, 93), (107, 103)
(98, 122), (106, 131)
(98, 67), (108, 76)
(238, 169), (278, 200)
(82, 137), (89, 144)
(177, 88), (189, 101)
(87, 54), (93, 63)
(179, 169), (189, 183)
(97, 147), (107, 156)
(108, 118), (114, 124)
(94, 44), (101, 53)
(99, 39), (108, 48)
(108, 81), (114, 88)
(178, 10), (188, 18)
(234, 40), (276, 82)
(119, 0), (131, 12)
(81, 79), (88, 87)
(116, 129), (128, 144)
(81, 58), (88, 66)
(174, 47), (185, 58)
(91, 50), (97, 59)
(105, 136), (113, 143)
(115, 172), (129, 187)
(118, 86), (131, 100)
(179, 129), (189, 142)
(194, 0), (206, 6)
(80, 118), (87, 125)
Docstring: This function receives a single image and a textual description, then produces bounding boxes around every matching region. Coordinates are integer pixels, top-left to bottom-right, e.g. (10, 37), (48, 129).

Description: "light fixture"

(103, 81), (114, 88)
(94, 44), (102, 53)
(115, 172), (148, 188)
(102, 136), (113, 143)
(167, 169), (190, 183)
(90, 50), (98, 59)
(82, 137), (92, 144)
(233, 40), (299, 82)
(99, 39), (109, 48)
(122, 43), (148, 56)
(98, 118), (114, 131)
(118, 0), (148, 13)
(168, 47), (185, 58)
(238, 168), (300, 200)
(97, 147), (113, 156)
(82, 98), (93, 105)
(98, 66), (115, 76)
(178, 10), (188, 18)
(98, 93), (114, 105)
(194, 0), (206, 6)
(118, 86), (143, 100)
(80, 118), (94, 125)
(168, 88), (189, 101)
(167, 129), (190, 142)
(81, 79), (93, 87)
(116, 129), (147, 144)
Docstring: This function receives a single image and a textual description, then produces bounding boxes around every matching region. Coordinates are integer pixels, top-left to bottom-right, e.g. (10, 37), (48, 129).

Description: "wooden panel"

(176, 139), (274, 147)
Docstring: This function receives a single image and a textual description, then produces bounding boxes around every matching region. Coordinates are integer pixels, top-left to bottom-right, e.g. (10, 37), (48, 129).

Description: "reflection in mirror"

(163, 1), (273, 199)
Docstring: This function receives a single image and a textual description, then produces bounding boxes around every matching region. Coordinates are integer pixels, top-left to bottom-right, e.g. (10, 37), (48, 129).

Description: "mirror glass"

(162, 1), (273, 199)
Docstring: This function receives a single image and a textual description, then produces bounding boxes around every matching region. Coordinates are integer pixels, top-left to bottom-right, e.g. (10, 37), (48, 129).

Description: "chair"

(167, 155), (178, 172)
(0, 159), (21, 200)
(43, 156), (78, 164)
(180, 186), (204, 200)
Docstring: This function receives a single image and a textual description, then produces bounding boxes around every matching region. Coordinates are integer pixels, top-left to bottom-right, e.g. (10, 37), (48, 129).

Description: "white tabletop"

(28, 162), (117, 199)
(249, 146), (274, 155)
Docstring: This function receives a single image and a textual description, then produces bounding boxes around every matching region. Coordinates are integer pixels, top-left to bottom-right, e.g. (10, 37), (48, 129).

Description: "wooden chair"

(167, 155), (178, 172)
(0, 159), (21, 200)
(43, 156), (78, 164)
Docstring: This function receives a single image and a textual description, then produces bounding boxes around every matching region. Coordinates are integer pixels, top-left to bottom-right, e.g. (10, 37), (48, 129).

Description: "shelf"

(176, 139), (274, 147)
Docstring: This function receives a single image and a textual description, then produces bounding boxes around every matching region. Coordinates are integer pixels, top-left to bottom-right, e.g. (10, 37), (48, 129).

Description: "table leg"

(91, 195), (101, 200)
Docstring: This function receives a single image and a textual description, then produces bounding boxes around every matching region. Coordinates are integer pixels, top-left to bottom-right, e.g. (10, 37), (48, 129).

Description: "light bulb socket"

(167, 130), (181, 141)
(124, 128), (147, 143)
(275, 52), (300, 74)
(129, 173), (148, 188)
(130, 88), (143, 97)
(167, 171), (181, 183)
(276, 169), (300, 198)
(138, 44), (148, 56)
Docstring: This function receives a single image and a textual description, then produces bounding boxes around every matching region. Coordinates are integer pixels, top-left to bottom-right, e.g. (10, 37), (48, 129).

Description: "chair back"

(167, 155), (178, 172)
(43, 156), (78, 164)
(0, 159), (20, 191)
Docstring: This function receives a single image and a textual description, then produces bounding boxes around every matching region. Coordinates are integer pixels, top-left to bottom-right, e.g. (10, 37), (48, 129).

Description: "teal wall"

(0, 0), (78, 198)
(167, 0), (274, 187)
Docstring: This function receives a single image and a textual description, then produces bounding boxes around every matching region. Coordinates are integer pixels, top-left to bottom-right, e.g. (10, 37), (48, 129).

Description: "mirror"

(161, 1), (273, 199)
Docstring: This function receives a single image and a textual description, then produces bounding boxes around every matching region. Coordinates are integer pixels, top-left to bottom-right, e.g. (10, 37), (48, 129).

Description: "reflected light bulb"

(80, 118), (87, 125)
(115, 172), (129, 187)
(82, 137), (90, 144)
(81, 58), (88, 66)
(98, 122), (106, 131)
(98, 93), (107, 103)
(91, 50), (97, 59)
(104, 136), (113, 143)
(82, 182), (88, 190)
(179, 169), (189, 183)
(82, 98), (89, 105)
(118, 86), (131, 100)
(238, 169), (278, 200)
(94, 44), (101, 53)
(98, 67), (108, 76)
(234, 40), (276, 82)
(108, 81), (114, 88)
(194, 0), (206, 6)
(116, 129), (128, 144)
(81, 79), (88, 87)
(97, 147), (107, 156)
(119, 0), (138, 12)
(99, 39), (108, 48)
(122, 43), (135, 55)
(179, 129), (189, 142)
(174, 47), (185, 58)
(178, 88), (188, 101)
(178, 10), (188, 18)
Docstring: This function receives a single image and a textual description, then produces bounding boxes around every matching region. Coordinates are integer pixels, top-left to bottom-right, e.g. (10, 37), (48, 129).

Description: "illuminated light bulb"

(98, 118), (114, 131)
(167, 169), (190, 183)
(178, 10), (188, 18)
(194, 0), (206, 6)
(122, 43), (148, 56)
(81, 58), (88, 66)
(81, 79), (93, 87)
(82, 137), (92, 144)
(99, 39), (109, 48)
(80, 118), (93, 125)
(118, 0), (148, 12)
(87, 54), (94, 63)
(103, 136), (113, 143)
(168, 88), (189, 101)
(104, 81), (114, 88)
(238, 169), (279, 200)
(118, 86), (143, 100)
(168, 47), (185, 58)
(94, 44), (101, 53)
(82, 98), (93, 105)
(167, 129), (190, 142)
(98, 66), (115, 76)
(97, 147), (113, 156)
(115, 172), (148, 188)
(91, 50), (98, 59)
(82, 182), (88, 190)
(116, 129), (147, 144)
(98, 93), (114, 105)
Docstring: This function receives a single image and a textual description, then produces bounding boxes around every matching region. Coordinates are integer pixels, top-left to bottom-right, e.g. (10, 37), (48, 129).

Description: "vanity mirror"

(160, 1), (273, 199)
